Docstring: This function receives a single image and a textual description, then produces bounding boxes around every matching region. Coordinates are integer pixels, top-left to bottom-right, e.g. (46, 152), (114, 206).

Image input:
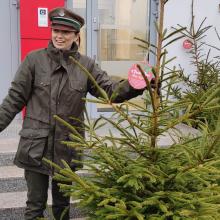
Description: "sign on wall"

(38, 8), (48, 27)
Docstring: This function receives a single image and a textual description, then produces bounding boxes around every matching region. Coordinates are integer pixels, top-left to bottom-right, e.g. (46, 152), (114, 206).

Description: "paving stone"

(0, 165), (89, 193)
(0, 191), (84, 219)
(0, 152), (15, 166)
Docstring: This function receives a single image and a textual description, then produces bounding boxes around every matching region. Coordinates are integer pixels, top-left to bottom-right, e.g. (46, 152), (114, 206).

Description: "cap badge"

(58, 10), (65, 17)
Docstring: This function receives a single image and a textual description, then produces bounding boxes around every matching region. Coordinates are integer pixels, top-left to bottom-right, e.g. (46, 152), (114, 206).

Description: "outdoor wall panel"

(20, 39), (50, 60)
(20, 0), (64, 39)
(20, 0), (64, 59)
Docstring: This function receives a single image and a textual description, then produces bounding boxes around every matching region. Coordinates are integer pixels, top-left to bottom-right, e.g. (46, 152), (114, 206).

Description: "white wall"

(164, 0), (220, 75)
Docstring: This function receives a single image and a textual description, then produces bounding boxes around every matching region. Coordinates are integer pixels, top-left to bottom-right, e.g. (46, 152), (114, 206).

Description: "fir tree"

(172, 0), (220, 129)
(44, 0), (220, 219)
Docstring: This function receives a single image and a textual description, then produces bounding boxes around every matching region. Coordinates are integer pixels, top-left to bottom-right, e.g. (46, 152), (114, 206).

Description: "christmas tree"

(172, 0), (220, 130)
(45, 0), (220, 219)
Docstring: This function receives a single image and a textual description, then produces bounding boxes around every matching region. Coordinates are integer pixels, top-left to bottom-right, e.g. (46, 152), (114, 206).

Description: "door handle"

(12, 0), (19, 8)
(93, 17), (100, 32)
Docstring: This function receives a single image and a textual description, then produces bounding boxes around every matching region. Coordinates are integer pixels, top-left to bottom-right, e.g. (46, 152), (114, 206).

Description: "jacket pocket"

(16, 128), (49, 167)
(34, 75), (50, 88)
(69, 80), (87, 93)
(64, 80), (87, 108)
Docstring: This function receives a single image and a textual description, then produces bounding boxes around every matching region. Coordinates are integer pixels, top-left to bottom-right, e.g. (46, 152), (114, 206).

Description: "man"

(0, 7), (144, 220)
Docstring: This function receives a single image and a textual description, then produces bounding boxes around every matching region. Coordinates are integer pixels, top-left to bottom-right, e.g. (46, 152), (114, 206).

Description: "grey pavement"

(0, 191), (80, 209)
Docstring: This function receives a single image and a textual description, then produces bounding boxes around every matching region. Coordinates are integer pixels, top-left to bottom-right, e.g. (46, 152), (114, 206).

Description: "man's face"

(51, 28), (79, 50)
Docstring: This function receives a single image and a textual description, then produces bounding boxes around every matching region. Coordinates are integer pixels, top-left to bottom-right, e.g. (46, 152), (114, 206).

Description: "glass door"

(71, 0), (150, 119)
(95, 0), (150, 117)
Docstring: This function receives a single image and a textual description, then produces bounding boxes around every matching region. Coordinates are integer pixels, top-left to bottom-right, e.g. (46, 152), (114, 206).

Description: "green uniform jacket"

(0, 41), (143, 175)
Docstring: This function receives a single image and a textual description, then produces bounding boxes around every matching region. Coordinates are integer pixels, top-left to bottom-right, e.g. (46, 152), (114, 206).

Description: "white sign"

(38, 8), (48, 27)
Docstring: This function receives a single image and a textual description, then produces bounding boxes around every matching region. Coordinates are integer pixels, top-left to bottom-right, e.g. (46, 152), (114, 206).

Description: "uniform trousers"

(24, 169), (70, 220)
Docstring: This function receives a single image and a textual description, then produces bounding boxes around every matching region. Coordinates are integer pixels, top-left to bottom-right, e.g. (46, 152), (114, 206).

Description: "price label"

(128, 62), (154, 89)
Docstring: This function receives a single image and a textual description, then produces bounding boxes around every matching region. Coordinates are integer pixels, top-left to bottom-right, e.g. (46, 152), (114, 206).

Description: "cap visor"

(51, 23), (75, 31)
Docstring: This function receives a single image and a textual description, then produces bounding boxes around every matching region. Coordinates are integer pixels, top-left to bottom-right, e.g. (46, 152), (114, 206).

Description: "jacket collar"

(47, 41), (80, 65)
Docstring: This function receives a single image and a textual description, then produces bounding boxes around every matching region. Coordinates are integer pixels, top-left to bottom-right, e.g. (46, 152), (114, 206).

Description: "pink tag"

(128, 62), (154, 89)
(183, 39), (193, 49)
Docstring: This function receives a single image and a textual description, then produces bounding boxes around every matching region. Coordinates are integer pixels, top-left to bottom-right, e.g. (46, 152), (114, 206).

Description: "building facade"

(1, 0), (157, 119)
(1, 0), (219, 118)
